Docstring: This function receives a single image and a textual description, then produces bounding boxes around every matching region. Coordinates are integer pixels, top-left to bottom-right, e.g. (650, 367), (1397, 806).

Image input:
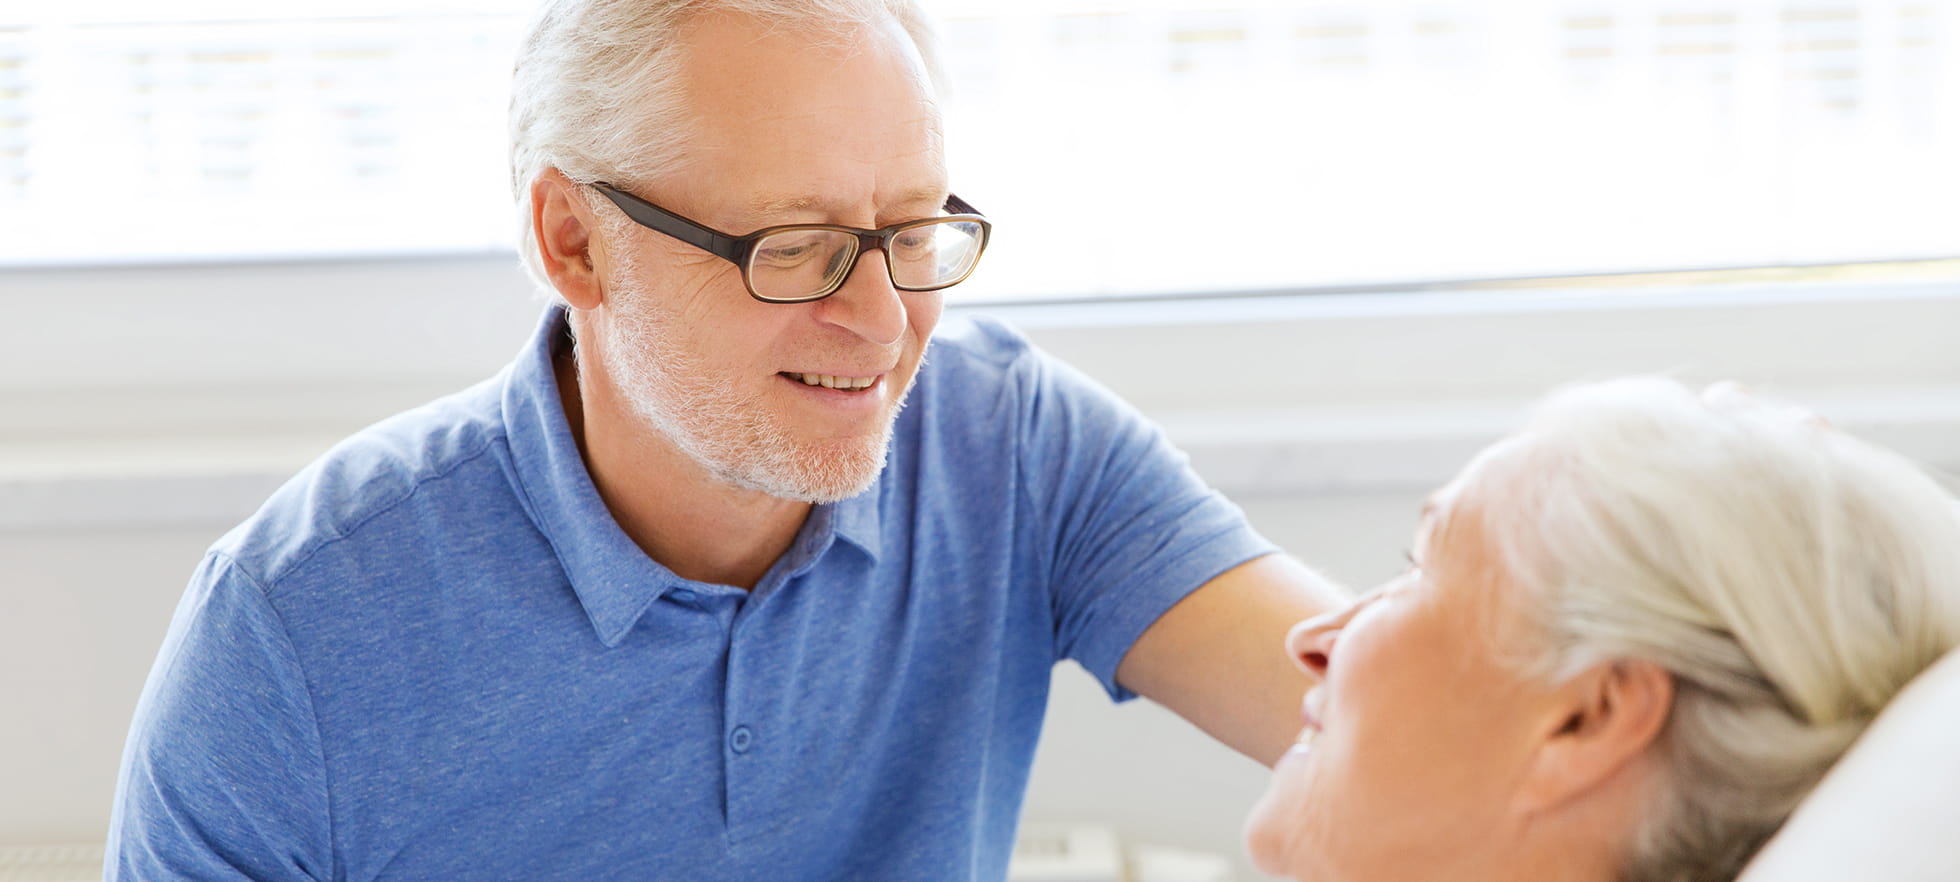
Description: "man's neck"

(554, 349), (809, 590)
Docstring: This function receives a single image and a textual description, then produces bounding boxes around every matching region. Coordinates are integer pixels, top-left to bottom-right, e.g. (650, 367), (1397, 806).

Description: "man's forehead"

(651, 10), (950, 228)
(667, 10), (937, 112)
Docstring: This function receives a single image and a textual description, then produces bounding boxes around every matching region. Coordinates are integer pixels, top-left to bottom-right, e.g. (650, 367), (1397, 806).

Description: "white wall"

(3, 256), (1957, 878)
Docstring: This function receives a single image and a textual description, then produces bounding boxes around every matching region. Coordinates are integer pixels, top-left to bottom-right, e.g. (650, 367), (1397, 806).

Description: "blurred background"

(2, 0), (1955, 287)
(1, 1), (1956, 879)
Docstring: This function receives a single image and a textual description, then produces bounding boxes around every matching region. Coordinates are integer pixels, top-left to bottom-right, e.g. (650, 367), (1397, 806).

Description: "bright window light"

(2, 0), (1955, 301)
(0, 1), (528, 264)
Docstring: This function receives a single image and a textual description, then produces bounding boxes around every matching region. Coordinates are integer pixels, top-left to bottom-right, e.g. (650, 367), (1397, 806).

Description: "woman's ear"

(531, 168), (605, 311)
(1517, 659), (1673, 813)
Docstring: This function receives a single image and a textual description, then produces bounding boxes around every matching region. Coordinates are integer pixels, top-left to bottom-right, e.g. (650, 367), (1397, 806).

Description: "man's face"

(581, 11), (948, 503)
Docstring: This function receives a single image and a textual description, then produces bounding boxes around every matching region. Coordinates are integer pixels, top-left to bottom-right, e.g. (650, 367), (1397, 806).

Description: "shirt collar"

(831, 469), (884, 562)
(500, 305), (885, 646)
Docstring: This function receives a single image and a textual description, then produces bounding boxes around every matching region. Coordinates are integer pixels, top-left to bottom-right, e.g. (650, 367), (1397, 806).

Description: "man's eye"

(756, 237), (827, 265)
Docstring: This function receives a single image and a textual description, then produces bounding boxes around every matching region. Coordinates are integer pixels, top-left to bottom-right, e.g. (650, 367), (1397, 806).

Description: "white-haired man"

(107, 1), (1341, 878)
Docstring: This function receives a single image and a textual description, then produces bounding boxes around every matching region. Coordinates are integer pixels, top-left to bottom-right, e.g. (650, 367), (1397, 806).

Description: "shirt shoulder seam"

(260, 432), (509, 593)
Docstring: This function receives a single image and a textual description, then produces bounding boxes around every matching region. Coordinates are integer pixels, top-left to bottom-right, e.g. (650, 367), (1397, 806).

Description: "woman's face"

(1243, 479), (1562, 881)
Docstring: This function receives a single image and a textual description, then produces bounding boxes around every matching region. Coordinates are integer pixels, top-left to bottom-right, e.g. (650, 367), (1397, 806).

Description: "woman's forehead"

(1434, 435), (1545, 524)
(1423, 449), (1547, 621)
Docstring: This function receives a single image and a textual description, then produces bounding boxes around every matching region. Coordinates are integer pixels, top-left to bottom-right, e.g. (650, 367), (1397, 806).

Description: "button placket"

(723, 599), (791, 842)
(723, 608), (751, 840)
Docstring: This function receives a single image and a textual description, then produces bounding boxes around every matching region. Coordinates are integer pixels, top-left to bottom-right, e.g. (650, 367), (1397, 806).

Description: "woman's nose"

(1277, 615), (1340, 678)
(1285, 609), (1346, 679)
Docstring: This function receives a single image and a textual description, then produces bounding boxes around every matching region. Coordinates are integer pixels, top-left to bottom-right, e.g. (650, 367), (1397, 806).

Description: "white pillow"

(1739, 648), (1960, 881)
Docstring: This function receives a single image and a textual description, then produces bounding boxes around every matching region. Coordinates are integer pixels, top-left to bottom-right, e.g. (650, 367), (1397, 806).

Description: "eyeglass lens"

(744, 219), (986, 301)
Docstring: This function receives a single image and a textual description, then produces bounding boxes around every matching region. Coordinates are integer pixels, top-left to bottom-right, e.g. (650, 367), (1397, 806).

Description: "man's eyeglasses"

(589, 183), (992, 304)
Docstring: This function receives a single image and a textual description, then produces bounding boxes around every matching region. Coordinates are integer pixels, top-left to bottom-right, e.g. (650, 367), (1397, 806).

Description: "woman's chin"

(1241, 805), (1289, 879)
(1243, 768), (1317, 879)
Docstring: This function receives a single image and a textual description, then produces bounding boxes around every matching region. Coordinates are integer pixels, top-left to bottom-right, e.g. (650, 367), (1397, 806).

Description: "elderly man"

(108, 1), (1339, 878)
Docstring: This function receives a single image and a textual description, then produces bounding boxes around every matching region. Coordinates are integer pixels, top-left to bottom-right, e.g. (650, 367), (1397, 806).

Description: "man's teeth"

(788, 372), (876, 391)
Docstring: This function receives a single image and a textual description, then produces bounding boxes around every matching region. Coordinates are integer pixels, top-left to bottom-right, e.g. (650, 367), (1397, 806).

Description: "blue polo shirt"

(108, 306), (1273, 881)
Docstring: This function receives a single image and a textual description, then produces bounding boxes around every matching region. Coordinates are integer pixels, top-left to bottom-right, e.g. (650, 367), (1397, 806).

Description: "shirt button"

(729, 725), (754, 754)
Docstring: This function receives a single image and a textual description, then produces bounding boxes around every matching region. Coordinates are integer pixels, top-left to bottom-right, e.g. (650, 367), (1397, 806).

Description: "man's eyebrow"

(892, 185), (952, 210)
(746, 194), (825, 217)
(742, 187), (951, 223)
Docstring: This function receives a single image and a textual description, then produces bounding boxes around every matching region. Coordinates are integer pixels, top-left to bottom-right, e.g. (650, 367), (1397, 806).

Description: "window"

(0, 1), (525, 263)
(935, 0), (1959, 299)
(4, 0), (1955, 300)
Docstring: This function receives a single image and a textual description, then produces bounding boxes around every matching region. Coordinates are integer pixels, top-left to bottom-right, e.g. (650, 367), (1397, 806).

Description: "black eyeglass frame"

(588, 182), (992, 304)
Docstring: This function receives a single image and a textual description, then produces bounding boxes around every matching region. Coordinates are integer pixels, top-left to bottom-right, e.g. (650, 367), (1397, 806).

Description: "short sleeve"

(107, 552), (333, 881)
(1013, 342), (1276, 701)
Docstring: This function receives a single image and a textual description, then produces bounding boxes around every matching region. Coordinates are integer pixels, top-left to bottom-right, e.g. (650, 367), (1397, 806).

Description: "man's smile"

(782, 371), (880, 391)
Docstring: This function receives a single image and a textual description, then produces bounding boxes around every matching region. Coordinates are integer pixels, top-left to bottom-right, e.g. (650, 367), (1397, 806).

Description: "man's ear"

(531, 168), (605, 311)
(1517, 659), (1673, 813)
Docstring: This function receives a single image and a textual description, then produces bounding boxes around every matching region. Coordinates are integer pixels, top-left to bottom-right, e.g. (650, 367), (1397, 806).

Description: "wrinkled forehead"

(1419, 434), (1553, 623)
(658, 9), (947, 215)
(1425, 434), (1538, 541)
(668, 9), (940, 115)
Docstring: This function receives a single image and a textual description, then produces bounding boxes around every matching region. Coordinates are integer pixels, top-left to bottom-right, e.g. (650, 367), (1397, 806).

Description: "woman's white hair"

(1464, 377), (1960, 881)
(506, 0), (943, 294)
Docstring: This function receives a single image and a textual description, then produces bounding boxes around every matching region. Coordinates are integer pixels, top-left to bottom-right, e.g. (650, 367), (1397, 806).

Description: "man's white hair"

(507, 0), (943, 295)
(1465, 377), (1960, 881)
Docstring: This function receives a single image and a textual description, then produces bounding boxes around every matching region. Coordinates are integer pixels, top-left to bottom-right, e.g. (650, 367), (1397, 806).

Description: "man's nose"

(813, 249), (908, 346)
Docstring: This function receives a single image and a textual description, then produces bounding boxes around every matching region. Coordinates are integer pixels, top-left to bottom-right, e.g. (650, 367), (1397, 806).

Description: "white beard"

(586, 221), (910, 504)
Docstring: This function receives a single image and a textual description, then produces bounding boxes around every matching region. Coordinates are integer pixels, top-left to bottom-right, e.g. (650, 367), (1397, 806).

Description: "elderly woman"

(1244, 377), (1960, 882)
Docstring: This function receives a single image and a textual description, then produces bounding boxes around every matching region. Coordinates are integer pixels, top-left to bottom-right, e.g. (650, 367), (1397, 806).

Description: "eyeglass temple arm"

(590, 183), (743, 260)
(945, 193), (982, 216)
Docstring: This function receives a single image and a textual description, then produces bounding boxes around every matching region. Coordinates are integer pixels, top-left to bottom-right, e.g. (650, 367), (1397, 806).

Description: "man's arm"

(993, 331), (1347, 763)
(1116, 553), (1349, 766)
(109, 553), (332, 881)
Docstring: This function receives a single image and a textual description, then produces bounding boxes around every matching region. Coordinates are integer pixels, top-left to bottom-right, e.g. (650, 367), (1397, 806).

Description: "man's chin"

(724, 436), (889, 504)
